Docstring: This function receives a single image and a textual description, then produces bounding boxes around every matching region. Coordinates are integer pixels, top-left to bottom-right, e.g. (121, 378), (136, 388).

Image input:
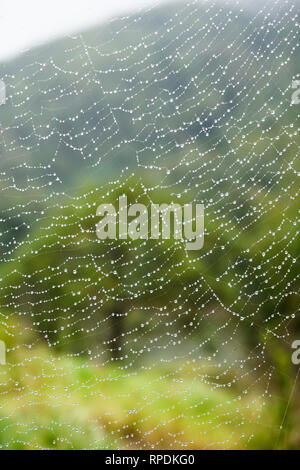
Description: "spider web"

(0, 0), (299, 450)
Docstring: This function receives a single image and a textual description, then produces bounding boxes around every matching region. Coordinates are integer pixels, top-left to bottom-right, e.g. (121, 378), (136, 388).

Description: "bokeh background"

(0, 0), (299, 449)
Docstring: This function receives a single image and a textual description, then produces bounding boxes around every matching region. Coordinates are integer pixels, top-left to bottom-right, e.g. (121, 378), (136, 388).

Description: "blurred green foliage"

(0, 1), (299, 449)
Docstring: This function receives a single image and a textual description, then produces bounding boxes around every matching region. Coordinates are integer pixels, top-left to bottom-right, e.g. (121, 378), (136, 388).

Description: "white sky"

(0, 0), (166, 61)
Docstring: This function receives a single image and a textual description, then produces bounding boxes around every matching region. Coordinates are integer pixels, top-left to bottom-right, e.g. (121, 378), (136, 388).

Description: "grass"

(0, 344), (281, 450)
